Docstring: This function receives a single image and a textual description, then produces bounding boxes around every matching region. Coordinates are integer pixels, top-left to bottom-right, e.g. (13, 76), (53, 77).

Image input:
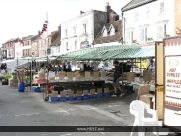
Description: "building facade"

(122, 0), (175, 45)
(60, 4), (109, 54)
(2, 38), (17, 60)
(22, 35), (34, 57)
(50, 26), (61, 56)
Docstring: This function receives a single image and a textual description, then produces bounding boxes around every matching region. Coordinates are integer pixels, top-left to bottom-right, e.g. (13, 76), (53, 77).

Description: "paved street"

(0, 84), (157, 136)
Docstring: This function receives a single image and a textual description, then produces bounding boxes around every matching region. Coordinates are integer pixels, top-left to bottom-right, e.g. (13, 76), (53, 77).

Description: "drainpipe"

(122, 12), (125, 44)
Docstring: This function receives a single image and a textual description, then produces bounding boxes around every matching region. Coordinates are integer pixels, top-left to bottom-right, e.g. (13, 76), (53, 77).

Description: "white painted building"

(122, 0), (175, 45)
(15, 42), (23, 58)
(60, 9), (108, 54)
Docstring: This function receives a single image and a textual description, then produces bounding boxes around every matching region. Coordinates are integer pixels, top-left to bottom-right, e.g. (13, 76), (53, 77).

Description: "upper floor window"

(102, 27), (107, 37)
(146, 7), (150, 18)
(110, 27), (115, 36)
(66, 42), (68, 51)
(160, 2), (164, 13)
(157, 24), (166, 40)
(75, 41), (77, 50)
(126, 30), (133, 44)
(83, 24), (86, 34)
(135, 12), (139, 20)
(139, 28), (147, 42)
(65, 29), (68, 37)
(73, 27), (76, 36)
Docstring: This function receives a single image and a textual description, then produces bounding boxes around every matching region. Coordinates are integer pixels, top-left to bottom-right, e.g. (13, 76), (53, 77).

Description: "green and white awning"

(57, 44), (155, 60)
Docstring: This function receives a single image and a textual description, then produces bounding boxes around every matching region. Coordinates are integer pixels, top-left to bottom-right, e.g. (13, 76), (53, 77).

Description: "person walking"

(112, 61), (125, 97)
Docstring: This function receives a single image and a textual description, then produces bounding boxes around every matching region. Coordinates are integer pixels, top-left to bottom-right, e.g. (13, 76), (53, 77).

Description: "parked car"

(130, 65), (141, 77)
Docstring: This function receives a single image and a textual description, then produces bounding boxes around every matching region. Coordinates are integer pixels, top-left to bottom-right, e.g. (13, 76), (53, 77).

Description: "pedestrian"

(112, 61), (125, 97)
(67, 62), (72, 71)
(34, 60), (36, 67)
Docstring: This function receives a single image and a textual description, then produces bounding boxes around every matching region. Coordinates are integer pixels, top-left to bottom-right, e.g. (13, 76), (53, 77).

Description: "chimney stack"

(58, 25), (61, 31)
(105, 2), (111, 23)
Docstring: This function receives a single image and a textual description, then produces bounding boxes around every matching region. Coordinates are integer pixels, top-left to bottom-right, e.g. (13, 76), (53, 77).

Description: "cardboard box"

(104, 88), (109, 93)
(76, 90), (83, 96)
(85, 72), (90, 78)
(100, 71), (106, 78)
(143, 70), (152, 82)
(90, 89), (95, 95)
(139, 94), (154, 109)
(127, 72), (135, 82)
(39, 73), (45, 79)
(97, 88), (102, 94)
(68, 91), (74, 97)
(83, 90), (89, 95)
(60, 91), (67, 97)
(51, 91), (58, 97)
(137, 85), (150, 100)
(74, 72), (80, 78)
(67, 72), (73, 79)
(122, 88), (128, 94)
(94, 72), (99, 78)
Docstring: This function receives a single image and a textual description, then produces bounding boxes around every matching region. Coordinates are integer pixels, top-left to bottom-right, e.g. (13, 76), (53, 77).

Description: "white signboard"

(164, 56), (181, 128)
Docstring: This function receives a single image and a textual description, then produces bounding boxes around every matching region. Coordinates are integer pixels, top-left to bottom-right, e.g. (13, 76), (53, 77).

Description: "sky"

(0, 0), (131, 46)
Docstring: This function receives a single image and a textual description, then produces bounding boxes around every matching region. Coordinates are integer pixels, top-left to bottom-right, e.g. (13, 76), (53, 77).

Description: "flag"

(18, 38), (24, 46)
(40, 21), (48, 39)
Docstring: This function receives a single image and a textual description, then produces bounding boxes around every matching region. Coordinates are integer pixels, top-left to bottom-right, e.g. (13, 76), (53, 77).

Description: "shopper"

(112, 61), (125, 97)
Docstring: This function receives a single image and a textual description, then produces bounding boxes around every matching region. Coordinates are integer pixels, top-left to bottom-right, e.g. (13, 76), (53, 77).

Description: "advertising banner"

(163, 37), (181, 129)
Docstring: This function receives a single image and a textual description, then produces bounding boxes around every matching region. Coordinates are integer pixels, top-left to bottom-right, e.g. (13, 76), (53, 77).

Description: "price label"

(156, 86), (163, 92)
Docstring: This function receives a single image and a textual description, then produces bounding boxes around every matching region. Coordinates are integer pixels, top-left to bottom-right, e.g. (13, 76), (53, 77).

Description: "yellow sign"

(136, 59), (149, 68)
(156, 86), (163, 92)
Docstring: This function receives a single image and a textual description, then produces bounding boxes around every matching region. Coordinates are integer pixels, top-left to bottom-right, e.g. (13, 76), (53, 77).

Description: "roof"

(49, 31), (57, 37)
(31, 35), (39, 42)
(3, 38), (18, 44)
(50, 31), (61, 46)
(24, 35), (35, 40)
(57, 44), (155, 61)
(93, 20), (122, 44)
(122, 0), (157, 12)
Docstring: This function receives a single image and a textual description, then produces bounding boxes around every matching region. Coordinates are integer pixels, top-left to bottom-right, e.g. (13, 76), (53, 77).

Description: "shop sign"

(164, 56), (181, 128)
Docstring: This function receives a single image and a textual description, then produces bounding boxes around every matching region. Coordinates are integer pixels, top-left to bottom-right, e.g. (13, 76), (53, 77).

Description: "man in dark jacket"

(112, 61), (125, 97)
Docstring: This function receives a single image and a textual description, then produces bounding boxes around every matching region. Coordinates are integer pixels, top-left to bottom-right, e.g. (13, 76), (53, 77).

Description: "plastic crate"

(75, 96), (83, 100)
(89, 94), (96, 99)
(82, 95), (89, 100)
(103, 92), (110, 97)
(59, 97), (67, 101)
(66, 96), (75, 101)
(32, 87), (41, 92)
(96, 93), (103, 98)
(49, 97), (59, 102)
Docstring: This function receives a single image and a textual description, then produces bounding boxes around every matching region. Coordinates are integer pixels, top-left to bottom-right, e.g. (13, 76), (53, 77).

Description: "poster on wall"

(80, 41), (90, 49)
(164, 56), (181, 129)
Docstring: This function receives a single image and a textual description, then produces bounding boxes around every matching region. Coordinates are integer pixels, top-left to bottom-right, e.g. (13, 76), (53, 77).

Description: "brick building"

(2, 38), (17, 60)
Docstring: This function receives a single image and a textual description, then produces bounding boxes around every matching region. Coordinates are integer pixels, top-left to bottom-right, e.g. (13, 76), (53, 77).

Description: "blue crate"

(82, 95), (89, 100)
(59, 97), (67, 101)
(75, 96), (83, 100)
(89, 94), (96, 99)
(49, 97), (59, 102)
(96, 93), (103, 98)
(66, 96), (75, 101)
(103, 92), (110, 97)
(32, 87), (41, 92)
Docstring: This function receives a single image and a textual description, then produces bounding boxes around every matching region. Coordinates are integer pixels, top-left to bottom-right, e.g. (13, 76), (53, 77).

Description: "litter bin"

(18, 82), (25, 92)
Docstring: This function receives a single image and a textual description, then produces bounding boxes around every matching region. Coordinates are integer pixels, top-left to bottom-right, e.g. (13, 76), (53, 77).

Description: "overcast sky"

(0, 0), (131, 46)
